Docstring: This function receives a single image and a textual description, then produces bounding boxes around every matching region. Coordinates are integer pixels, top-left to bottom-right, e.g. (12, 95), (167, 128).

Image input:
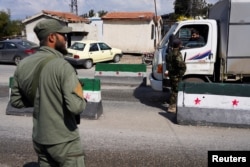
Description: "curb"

(177, 82), (250, 128)
(6, 77), (103, 120)
(94, 63), (147, 86)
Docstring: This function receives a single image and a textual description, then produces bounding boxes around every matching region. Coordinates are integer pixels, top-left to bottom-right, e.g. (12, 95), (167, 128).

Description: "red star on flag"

(116, 71), (119, 75)
(232, 99), (239, 106)
(99, 71), (102, 75)
(85, 93), (91, 100)
(138, 72), (141, 76)
(194, 98), (201, 105)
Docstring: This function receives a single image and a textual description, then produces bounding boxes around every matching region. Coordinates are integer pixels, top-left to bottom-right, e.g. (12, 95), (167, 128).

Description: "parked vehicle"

(0, 39), (39, 65)
(65, 40), (123, 69)
(150, 0), (250, 91)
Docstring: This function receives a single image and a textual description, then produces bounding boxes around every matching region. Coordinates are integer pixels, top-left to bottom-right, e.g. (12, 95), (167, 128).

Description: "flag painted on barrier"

(177, 82), (250, 111)
(78, 78), (101, 103)
(84, 90), (101, 103)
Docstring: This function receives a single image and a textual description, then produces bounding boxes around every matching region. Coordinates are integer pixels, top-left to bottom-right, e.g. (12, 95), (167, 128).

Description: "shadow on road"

(23, 162), (39, 167)
(133, 84), (177, 124)
(0, 62), (16, 66)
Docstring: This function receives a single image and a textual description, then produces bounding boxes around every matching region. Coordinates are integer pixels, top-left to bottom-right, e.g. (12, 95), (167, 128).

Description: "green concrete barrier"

(6, 77), (103, 119)
(177, 82), (250, 128)
(94, 63), (147, 86)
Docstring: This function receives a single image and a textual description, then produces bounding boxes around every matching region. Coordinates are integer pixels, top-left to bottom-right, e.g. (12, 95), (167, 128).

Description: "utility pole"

(70, 0), (78, 15)
(154, 0), (160, 46)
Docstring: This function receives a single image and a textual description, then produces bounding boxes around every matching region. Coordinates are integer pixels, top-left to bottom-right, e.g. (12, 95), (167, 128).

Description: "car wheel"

(14, 56), (21, 65)
(113, 55), (120, 63)
(84, 59), (93, 69)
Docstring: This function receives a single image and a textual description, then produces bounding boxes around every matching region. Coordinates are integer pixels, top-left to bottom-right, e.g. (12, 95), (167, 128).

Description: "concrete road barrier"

(94, 63), (147, 86)
(177, 82), (250, 128)
(6, 77), (103, 120)
(79, 78), (103, 119)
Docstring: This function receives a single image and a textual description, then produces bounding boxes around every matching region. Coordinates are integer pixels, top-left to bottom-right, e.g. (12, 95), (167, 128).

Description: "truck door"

(176, 22), (217, 76)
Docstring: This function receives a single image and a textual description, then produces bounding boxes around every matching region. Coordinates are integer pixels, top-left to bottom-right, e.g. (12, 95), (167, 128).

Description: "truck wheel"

(84, 60), (93, 69)
(113, 55), (120, 63)
(183, 77), (205, 83)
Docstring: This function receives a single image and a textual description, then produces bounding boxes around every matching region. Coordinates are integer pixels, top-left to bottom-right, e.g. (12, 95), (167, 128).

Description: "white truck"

(150, 0), (250, 91)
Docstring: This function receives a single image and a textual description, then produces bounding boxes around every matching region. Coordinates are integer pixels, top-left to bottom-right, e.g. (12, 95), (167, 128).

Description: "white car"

(65, 40), (123, 69)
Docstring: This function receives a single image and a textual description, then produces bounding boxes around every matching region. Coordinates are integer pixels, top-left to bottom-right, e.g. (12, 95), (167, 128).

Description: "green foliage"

(174, 0), (210, 18)
(0, 11), (10, 37)
(98, 10), (108, 17)
(81, 9), (108, 18)
(0, 10), (23, 39)
(174, 0), (191, 16)
(88, 9), (95, 17)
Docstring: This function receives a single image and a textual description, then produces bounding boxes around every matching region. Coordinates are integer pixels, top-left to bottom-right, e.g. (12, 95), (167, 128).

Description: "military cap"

(34, 19), (72, 40)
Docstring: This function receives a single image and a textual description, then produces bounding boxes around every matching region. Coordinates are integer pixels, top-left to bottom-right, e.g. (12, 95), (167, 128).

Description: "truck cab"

(150, 19), (218, 91)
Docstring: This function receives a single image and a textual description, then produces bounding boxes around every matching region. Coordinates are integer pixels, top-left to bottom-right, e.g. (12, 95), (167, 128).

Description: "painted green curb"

(178, 82), (250, 97)
(95, 63), (146, 72)
(79, 78), (100, 91)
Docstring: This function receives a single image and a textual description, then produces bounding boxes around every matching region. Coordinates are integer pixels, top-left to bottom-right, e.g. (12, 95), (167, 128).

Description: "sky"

(0, 0), (219, 20)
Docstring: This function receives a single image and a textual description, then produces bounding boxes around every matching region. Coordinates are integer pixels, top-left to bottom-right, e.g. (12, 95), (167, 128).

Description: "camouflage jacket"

(167, 48), (186, 77)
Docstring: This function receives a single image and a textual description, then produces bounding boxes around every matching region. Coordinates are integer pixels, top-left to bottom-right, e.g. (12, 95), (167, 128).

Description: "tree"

(174, 0), (210, 18)
(0, 10), (23, 39)
(174, 0), (191, 17)
(98, 10), (108, 17)
(81, 9), (108, 18)
(190, 0), (208, 17)
(0, 10), (10, 38)
(88, 9), (95, 17)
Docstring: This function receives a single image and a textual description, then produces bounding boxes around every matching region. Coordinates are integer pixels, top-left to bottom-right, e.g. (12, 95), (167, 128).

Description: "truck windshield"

(159, 23), (178, 48)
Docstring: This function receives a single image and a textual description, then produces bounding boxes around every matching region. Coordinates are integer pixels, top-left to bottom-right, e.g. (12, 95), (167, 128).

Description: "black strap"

(30, 56), (54, 105)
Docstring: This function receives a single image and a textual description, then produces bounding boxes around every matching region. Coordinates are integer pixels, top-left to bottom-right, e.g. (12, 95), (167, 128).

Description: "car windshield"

(159, 23), (178, 48)
(69, 42), (85, 51)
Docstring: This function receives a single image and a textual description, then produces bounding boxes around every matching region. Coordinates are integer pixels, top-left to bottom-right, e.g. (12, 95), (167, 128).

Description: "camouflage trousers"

(169, 76), (182, 105)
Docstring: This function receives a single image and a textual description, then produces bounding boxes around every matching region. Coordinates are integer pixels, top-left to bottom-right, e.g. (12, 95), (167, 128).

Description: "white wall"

(25, 17), (96, 46)
(25, 18), (46, 45)
(103, 20), (156, 54)
(89, 17), (103, 41)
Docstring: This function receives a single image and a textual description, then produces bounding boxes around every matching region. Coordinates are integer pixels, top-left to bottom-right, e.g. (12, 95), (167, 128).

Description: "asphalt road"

(1, 58), (250, 167)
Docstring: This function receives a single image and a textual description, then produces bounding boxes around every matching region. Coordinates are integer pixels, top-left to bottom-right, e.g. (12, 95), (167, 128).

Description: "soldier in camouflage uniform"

(166, 38), (186, 113)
